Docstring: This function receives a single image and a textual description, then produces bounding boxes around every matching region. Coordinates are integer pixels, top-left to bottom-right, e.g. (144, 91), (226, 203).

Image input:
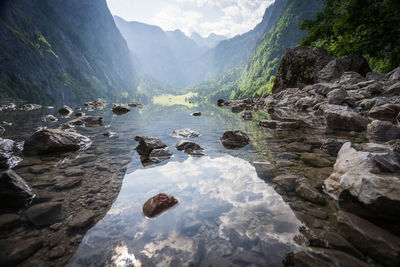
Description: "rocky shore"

(219, 46), (400, 266)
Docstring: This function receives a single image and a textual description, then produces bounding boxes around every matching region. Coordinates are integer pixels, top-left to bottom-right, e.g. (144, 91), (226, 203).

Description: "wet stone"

(68, 210), (95, 229)
(0, 170), (35, 210)
(55, 176), (82, 190)
(64, 168), (85, 177)
(0, 238), (43, 265)
(58, 105), (73, 116)
(295, 182), (326, 205)
(220, 130), (249, 148)
(171, 128), (200, 138)
(24, 201), (62, 227)
(0, 213), (21, 230)
(142, 193), (178, 218)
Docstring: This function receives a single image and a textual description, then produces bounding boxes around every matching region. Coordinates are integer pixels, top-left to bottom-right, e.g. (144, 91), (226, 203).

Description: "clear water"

(1, 97), (305, 266)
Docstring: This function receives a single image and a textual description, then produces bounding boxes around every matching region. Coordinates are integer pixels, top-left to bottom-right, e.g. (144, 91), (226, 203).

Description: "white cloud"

(108, 0), (274, 38)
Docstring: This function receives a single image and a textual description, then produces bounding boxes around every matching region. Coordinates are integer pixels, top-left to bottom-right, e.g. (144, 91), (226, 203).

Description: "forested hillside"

(0, 0), (137, 104)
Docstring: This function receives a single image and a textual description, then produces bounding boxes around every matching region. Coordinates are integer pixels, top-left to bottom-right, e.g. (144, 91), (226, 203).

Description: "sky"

(106, 0), (274, 38)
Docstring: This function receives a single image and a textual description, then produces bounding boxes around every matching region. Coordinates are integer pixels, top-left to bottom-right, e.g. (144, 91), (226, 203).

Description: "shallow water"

(0, 98), (309, 266)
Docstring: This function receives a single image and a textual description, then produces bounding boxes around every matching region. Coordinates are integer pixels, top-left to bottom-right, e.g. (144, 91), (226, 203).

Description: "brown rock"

(142, 193), (178, 218)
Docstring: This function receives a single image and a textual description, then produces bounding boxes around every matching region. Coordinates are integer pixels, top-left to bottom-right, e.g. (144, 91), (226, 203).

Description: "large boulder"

(318, 56), (371, 82)
(0, 170), (34, 211)
(0, 138), (22, 169)
(367, 120), (400, 142)
(324, 142), (400, 220)
(327, 88), (348, 105)
(24, 129), (91, 155)
(368, 104), (400, 123)
(142, 193), (178, 218)
(272, 47), (331, 94)
(322, 104), (368, 132)
(220, 130), (250, 148)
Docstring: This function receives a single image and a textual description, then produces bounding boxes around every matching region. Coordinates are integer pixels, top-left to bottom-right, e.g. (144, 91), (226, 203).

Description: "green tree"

(300, 0), (400, 72)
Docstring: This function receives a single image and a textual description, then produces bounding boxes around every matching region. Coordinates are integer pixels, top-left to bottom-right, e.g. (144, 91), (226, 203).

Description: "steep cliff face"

(232, 0), (324, 99)
(0, 0), (136, 104)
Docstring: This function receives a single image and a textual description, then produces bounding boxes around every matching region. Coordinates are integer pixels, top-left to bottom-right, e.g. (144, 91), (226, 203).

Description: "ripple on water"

(68, 155), (303, 266)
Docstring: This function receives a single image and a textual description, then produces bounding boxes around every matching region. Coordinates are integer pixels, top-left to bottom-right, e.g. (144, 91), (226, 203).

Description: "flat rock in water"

(41, 114), (58, 123)
(142, 193), (178, 218)
(67, 116), (103, 127)
(83, 98), (107, 109)
(54, 176), (82, 190)
(170, 128), (200, 138)
(23, 128), (91, 155)
(24, 201), (62, 227)
(191, 112), (201, 116)
(20, 104), (42, 111)
(220, 130), (249, 148)
(0, 170), (34, 210)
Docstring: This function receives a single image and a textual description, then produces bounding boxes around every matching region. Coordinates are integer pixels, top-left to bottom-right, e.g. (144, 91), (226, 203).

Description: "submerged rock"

(220, 130), (249, 148)
(0, 170), (34, 210)
(24, 201), (62, 227)
(112, 104), (130, 115)
(24, 128), (91, 155)
(142, 193), (178, 218)
(68, 210), (95, 229)
(58, 105), (73, 116)
(337, 211), (400, 266)
(324, 142), (400, 220)
(175, 141), (206, 156)
(170, 128), (200, 138)
(67, 116), (103, 127)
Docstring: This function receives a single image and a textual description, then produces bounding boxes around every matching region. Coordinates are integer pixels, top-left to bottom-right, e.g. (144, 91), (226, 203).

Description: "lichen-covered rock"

(272, 46), (331, 94)
(220, 130), (249, 148)
(142, 193), (178, 218)
(367, 120), (400, 142)
(0, 170), (34, 210)
(322, 104), (368, 132)
(24, 128), (91, 155)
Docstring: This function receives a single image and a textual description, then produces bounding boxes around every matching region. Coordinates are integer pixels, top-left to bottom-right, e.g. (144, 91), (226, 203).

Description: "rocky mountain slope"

(0, 0), (137, 104)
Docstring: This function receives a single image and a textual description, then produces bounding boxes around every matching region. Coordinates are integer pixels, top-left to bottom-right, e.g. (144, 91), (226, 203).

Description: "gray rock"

(0, 238), (43, 265)
(272, 174), (298, 191)
(336, 72), (366, 86)
(337, 211), (400, 266)
(67, 116), (103, 127)
(259, 120), (278, 129)
(175, 141), (206, 156)
(58, 105), (73, 116)
(0, 103), (16, 111)
(24, 201), (62, 226)
(24, 128), (91, 155)
(0, 170), (34, 210)
(322, 104), (368, 132)
(319, 56), (371, 82)
(300, 153), (333, 168)
(324, 142), (400, 219)
(134, 136), (167, 157)
(112, 104), (130, 115)
(321, 139), (345, 156)
(83, 98), (107, 109)
(383, 81), (400, 96)
(327, 88), (348, 104)
(272, 46), (331, 94)
(367, 120), (400, 142)
(42, 114), (58, 122)
(368, 104), (400, 123)
(20, 104), (42, 111)
(241, 110), (252, 120)
(295, 182), (326, 205)
(170, 128), (200, 138)
(366, 71), (386, 81)
(220, 130), (249, 148)
(364, 82), (384, 94)
(148, 147), (173, 163)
